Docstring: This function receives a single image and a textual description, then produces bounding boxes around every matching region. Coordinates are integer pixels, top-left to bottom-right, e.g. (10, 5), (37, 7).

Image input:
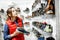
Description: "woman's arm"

(4, 24), (11, 40)
(4, 24), (22, 40)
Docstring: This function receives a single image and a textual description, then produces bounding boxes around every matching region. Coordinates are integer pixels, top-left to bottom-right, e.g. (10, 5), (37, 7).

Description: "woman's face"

(12, 8), (17, 17)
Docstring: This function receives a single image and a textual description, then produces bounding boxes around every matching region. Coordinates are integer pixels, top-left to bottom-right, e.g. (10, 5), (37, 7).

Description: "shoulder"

(17, 17), (23, 21)
(4, 24), (8, 28)
(6, 18), (11, 24)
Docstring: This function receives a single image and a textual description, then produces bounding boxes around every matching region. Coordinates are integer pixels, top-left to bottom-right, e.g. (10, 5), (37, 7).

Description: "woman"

(4, 7), (25, 40)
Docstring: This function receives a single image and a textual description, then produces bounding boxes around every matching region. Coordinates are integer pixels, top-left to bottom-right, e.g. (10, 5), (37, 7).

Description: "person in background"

(4, 7), (25, 40)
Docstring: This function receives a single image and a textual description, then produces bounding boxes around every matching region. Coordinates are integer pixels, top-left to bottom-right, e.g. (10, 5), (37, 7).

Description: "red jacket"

(6, 17), (24, 40)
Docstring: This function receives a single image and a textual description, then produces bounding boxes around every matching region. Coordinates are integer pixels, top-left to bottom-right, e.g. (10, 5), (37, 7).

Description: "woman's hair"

(6, 7), (21, 20)
(6, 7), (14, 20)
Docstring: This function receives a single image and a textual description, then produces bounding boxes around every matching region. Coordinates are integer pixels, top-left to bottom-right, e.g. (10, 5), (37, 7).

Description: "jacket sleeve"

(4, 24), (11, 40)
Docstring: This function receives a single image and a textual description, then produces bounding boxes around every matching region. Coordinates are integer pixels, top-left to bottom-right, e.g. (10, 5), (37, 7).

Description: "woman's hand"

(10, 28), (23, 38)
(10, 31), (20, 38)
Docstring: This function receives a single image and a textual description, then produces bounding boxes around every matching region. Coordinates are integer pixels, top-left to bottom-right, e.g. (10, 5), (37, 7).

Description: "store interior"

(0, 0), (56, 40)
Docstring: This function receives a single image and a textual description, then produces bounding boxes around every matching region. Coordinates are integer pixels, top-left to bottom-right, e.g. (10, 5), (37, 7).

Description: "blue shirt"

(4, 20), (21, 40)
(4, 20), (26, 40)
(4, 20), (20, 40)
(4, 24), (11, 40)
